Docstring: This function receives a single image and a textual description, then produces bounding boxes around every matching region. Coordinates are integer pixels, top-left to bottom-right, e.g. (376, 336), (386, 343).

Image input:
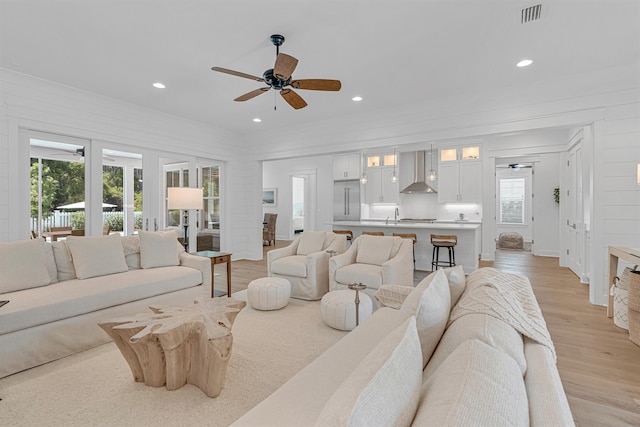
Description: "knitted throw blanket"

(449, 269), (557, 360)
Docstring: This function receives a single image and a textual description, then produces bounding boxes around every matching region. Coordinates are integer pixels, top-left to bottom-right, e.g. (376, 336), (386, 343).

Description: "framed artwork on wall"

(262, 188), (277, 207)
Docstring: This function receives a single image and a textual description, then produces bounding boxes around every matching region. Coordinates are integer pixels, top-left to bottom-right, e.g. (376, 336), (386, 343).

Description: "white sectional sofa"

(233, 267), (574, 426)
(0, 231), (210, 378)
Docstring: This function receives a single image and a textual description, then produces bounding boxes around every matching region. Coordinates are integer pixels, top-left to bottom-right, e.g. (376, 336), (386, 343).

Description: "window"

(202, 165), (220, 230)
(499, 178), (525, 224)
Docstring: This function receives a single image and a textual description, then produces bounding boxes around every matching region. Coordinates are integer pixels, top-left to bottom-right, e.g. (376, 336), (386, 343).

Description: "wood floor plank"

(230, 245), (640, 426)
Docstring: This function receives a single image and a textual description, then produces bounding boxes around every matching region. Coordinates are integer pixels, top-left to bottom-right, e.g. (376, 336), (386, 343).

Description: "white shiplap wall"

(591, 102), (640, 304)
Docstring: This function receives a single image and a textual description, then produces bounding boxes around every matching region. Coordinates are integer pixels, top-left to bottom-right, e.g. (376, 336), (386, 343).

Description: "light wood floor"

(230, 244), (640, 426)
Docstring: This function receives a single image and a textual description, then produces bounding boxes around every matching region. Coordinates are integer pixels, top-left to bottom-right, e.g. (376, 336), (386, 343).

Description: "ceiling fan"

(211, 34), (341, 110)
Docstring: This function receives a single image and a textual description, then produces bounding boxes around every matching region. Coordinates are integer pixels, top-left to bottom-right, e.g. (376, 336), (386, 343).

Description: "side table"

(195, 251), (232, 298)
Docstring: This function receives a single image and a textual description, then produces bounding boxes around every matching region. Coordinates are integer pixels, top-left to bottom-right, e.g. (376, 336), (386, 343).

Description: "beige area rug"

(0, 291), (347, 426)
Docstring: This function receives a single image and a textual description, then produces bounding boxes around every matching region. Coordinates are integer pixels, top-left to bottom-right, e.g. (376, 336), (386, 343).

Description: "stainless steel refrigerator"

(333, 180), (360, 220)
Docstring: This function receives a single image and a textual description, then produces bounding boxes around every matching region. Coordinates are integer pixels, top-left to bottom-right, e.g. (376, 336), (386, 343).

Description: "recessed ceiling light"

(516, 59), (533, 68)
(352, 96), (363, 102)
(253, 118), (262, 123)
(153, 82), (166, 89)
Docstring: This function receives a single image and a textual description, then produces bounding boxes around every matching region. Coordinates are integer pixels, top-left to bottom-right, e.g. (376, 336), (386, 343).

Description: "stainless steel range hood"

(400, 150), (437, 194)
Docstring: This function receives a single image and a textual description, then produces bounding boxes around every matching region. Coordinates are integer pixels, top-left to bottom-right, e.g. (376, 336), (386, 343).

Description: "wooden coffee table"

(98, 297), (246, 397)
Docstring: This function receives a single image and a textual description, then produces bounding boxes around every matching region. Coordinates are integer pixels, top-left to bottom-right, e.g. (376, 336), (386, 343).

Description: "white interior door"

(566, 142), (584, 276)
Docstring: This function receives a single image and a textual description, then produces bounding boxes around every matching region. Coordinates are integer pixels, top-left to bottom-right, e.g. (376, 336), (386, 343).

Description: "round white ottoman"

(247, 277), (291, 311)
(320, 290), (373, 331)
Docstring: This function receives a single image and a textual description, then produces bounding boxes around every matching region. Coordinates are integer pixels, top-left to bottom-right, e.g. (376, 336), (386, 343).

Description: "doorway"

(292, 176), (305, 234)
(289, 170), (317, 239)
(495, 162), (534, 252)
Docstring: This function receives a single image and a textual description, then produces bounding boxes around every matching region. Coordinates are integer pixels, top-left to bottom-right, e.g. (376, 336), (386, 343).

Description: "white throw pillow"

(139, 230), (180, 269)
(52, 241), (77, 281)
(400, 268), (451, 367)
(414, 339), (529, 426)
(0, 239), (51, 293)
(374, 284), (415, 309)
(296, 231), (326, 255)
(316, 316), (422, 427)
(444, 265), (466, 306)
(121, 235), (140, 256)
(42, 241), (58, 284)
(355, 235), (396, 266)
(65, 234), (128, 279)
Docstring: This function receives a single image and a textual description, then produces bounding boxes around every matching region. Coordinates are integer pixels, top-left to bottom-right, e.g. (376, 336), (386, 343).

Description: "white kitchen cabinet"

(438, 144), (482, 203)
(333, 153), (361, 180)
(365, 154), (399, 204)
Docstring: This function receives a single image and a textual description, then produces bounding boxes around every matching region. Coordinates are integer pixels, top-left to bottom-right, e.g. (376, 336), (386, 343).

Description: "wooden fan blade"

(211, 67), (263, 82)
(274, 53), (298, 80)
(234, 87), (270, 102)
(291, 79), (342, 91)
(280, 89), (307, 109)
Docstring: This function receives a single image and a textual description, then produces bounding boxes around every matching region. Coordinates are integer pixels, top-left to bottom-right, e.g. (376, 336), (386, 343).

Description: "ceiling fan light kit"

(212, 34), (341, 110)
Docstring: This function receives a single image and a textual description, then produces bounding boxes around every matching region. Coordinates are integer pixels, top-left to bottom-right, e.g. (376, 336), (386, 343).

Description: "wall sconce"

(167, 187), (203, 252)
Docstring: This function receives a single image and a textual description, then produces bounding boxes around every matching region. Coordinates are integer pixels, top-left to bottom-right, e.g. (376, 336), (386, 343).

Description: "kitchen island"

(328, 220), (481, 273)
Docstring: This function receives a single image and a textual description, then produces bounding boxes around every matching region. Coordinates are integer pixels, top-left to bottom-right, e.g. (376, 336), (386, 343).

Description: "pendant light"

(390, 148), (398, 182)
(360, 152), (368, 184)
(427, 144), (437, 182)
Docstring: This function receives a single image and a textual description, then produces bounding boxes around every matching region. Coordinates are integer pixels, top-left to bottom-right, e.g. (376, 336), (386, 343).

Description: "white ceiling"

(1, 0), (638, 137)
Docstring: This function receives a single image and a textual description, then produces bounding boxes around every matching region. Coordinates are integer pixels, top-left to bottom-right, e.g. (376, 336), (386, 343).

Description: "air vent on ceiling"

(521, 4), (543, 23)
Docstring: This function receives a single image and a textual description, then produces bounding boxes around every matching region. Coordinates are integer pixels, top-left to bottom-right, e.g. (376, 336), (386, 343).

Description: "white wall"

(262, 154), (334, 241)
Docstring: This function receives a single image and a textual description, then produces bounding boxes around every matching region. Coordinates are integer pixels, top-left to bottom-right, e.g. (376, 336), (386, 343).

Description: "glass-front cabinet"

(438, 144), (482, 203)
(365, 152), (399, 204)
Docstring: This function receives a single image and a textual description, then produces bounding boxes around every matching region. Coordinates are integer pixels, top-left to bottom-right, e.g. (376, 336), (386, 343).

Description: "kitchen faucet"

(394, 207), (399, 224)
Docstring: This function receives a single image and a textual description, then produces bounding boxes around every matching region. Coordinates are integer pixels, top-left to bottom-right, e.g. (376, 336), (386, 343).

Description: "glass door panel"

(102, 148), (143, 235)
(29, 135), (88, 239)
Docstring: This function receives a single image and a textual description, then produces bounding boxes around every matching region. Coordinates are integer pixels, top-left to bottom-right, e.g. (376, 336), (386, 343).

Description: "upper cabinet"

(438, 144), (482, 203)
(365, 152), (399, 204)
(333, 153), (361, 180)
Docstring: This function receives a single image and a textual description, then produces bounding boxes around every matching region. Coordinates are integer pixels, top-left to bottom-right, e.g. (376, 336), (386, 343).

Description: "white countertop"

(328, 220), (481, 230)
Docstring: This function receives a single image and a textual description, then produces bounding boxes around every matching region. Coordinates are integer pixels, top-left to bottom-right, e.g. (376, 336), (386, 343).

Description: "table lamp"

(167, 187), (203, 252)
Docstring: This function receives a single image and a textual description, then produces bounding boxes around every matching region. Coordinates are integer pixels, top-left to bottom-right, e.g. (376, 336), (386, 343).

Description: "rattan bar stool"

(393, 233), (417, 268)
(431, 234), (457, 270)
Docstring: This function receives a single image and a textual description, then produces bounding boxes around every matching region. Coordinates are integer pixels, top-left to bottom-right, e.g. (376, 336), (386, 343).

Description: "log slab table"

(98, 297), (246, 397)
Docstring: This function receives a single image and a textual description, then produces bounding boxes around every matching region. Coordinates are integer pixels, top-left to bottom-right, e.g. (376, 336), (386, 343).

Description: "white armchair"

(329, 235), (414, 309)
(268, 231), (347, 300)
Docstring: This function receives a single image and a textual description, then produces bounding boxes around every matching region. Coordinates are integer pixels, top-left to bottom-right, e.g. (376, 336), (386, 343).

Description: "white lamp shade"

(167, 187), (203, 210)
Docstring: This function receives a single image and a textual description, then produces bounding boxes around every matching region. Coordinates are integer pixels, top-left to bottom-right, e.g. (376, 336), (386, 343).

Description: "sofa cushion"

(444, 265), (465, 306)
(0, 239), (51, 294)
(0, 266), (202, 335)
(374, 284), (414, 309)
(335, 263), (383, 288)
(52, 241), (77, 281)
(271, 255), (307, 278)
(400, 268), (451, 367)
(65, 234), (128, 279)
(296, 231), (326, 255)
(424, 313), (527, 378)
(355, 235), (397, 266)
(413, 339), (529, 426)
(315, 316), (422, 427)
(139, 230), (180, 269)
